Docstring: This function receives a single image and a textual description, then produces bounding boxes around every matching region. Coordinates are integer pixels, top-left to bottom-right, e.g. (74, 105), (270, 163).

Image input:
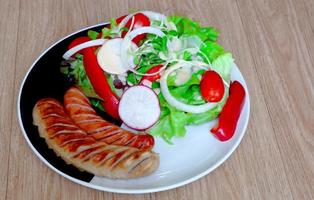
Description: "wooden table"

(1, 0), (313, 199)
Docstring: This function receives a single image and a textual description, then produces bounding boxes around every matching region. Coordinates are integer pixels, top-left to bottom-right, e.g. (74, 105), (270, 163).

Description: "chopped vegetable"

(63, 38), (106, 60)
(87, 30), (99, 40)
(160, 62), (222, 113)
(60, 11), (242, 143)
(123, 13), (150, 44)
(97, 38), (137, 74)
(139, 64), (163, 83)
(60, 54), (100, 99)
(118, 85), (160, 130)
(83, 47), (120, 119)
(211, 81), (246, 141)
(200, 70), (225, 102)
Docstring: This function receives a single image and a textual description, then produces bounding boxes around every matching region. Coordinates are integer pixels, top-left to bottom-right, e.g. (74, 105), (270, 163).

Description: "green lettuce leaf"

(167, 15), (219, 42)
(186, 104), (222, 125)
(66, 55), (100, 99)
(149, 91), (226, 143)
(87, 30), (99, 40)
(199, 41), (225, 62)
(211, 53), (234, 83)
(60, 55), (104, 111)
(149, 94), (188, 144)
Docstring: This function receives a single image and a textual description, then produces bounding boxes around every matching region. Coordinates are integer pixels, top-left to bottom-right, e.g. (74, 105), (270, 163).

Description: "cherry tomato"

(118, 13), (150, 44)
(200, 70), (225, 102)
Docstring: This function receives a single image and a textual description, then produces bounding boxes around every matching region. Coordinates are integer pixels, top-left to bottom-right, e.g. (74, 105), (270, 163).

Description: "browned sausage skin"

(63, 87), (155, 150)
(33, 98), (159, 179)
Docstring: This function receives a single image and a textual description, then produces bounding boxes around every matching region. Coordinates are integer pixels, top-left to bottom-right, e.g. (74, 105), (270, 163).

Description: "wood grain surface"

(0, 0), (313, 199)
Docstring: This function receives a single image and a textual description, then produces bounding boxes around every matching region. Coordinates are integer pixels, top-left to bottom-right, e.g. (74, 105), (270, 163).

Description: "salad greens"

(61, 13), (235, 143)
(149, 91), (226, 144)
(61, 54), (100, 99)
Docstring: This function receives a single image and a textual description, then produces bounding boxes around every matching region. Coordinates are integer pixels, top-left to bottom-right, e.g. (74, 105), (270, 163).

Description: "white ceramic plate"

(17, 22), (250, 194)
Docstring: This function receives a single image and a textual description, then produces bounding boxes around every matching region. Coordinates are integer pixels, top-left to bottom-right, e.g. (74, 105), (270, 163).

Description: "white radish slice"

(120, 123), (139, 133)
(97, 38), (137, 74)
(140, 79), (153, 88)
(160, 62), (224, 113)
(62, 39), (107, 60)
(118, 85), (160, 130)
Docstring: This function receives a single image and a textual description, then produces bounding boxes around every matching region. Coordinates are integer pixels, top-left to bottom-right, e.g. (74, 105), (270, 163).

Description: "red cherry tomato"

(118, 13), (150, 44)
(200, 70), (225, 102)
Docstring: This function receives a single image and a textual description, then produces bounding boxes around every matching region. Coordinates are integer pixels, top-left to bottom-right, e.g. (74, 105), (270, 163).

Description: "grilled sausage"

(32, 98), (159, 179)
(63, 87), (154, 150)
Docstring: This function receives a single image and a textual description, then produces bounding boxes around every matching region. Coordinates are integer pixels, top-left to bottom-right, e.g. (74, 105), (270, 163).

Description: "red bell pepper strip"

(210, 81), (246, 141)
(82, 48), (120, 119)
(97, 13), (150, 44)
(116, 13), (150, 44)
(68, 37), (120, 119)
(140, 65), (163, 83)
(115, 14), (127, 24)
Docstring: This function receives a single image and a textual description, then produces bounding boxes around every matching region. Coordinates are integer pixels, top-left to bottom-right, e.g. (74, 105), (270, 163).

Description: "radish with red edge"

(118, 85), (160, 130)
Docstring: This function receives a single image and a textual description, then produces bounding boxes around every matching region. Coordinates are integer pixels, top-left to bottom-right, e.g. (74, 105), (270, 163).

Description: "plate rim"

(17, 22), (251, 194)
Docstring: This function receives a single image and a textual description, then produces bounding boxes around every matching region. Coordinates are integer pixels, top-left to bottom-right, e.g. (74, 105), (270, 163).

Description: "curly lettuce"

(148, 16), (235, 143)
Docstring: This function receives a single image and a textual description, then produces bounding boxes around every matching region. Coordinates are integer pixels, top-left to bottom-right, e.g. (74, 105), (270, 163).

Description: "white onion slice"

(62, 39), (107, 60)
(117, 13), (134, 29)
(160, 62), (223, 113)
(117, 11), (167, 29)
(140, 11), (167, 22)
(120, 27), (166, 75)
(127, 26), (165, 39)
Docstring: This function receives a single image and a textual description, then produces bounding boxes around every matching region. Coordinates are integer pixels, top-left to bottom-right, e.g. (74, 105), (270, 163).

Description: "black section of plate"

(19, 24), (121, 182)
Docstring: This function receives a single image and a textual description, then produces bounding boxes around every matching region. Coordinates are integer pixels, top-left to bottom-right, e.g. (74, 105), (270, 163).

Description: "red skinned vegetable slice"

(118, 13), (150, 44)
(200, 70), (225, 102)
(116, 14), (127, 24)
(140, 65), (163, 83)
(210, 81), (246, 141)
(82, 48), (120, 120)
(68, 37), (120, 119)
(97, 13), (150, 43)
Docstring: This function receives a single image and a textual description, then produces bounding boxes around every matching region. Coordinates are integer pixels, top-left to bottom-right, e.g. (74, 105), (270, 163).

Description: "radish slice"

(160, 62), (225, 113)
(97, 38), (137, 74)
(62, 39), (107, 60)
(120, 123), (138, 133)
(118, 85), (160, 130)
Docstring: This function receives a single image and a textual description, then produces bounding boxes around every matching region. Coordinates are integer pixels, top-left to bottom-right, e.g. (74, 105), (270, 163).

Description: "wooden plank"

(167, 0), (293, 199)
(236, 0), (314, 199)
(0, 0), (20, 199)
(6, 0), (99, 199)
(5, 0), (314, 199)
